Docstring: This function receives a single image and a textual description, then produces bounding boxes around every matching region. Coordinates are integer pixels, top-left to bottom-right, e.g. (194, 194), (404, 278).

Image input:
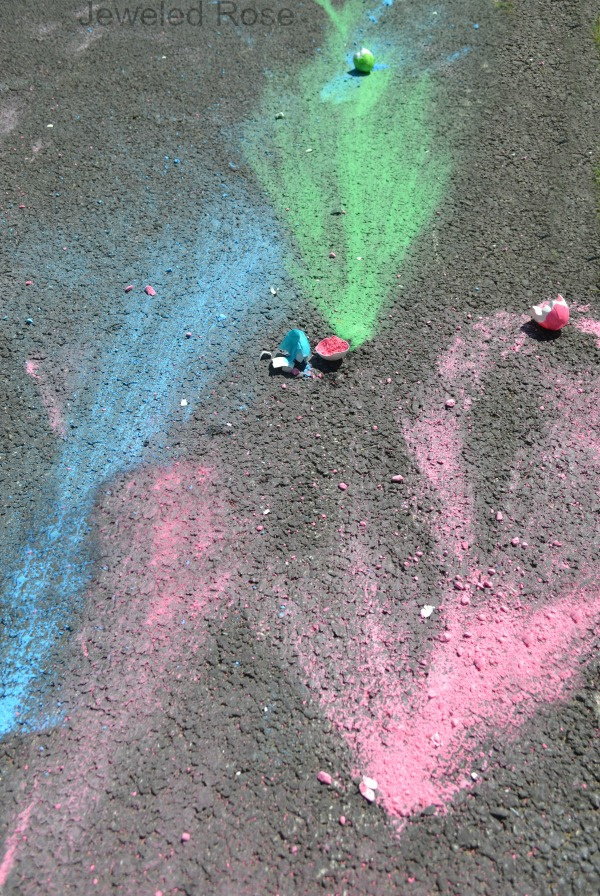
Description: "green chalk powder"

(245, 0), (449, 347)
(353, 47), (375, 72)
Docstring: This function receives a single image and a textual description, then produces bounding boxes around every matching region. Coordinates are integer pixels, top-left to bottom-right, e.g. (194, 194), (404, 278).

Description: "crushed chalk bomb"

(530, 294), (569, 331)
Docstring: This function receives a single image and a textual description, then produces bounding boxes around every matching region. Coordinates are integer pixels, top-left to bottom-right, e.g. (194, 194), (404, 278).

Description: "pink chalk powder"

(25, 360), (66, 437)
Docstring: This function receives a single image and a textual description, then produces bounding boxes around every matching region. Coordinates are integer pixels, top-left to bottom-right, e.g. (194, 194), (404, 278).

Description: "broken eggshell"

(278, 329), (311, 365)
(314, 336), (350, 362)
(530, 294), (569, 331)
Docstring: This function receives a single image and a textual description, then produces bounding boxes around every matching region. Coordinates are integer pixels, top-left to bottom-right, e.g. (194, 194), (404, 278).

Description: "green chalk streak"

(245, 0), (449, 346)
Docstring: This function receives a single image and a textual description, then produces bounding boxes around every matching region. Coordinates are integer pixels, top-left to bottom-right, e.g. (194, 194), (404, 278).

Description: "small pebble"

(460, 595), (470, 606)
(496, 512), (503, 522)
(359, 520), (367, 527)
(145, 285), (156, 296)
(124, 285), (134, 293)
(329, 251), (336, 258)
(391, 474), (404, 483)
(185, 331), (192, 338)
(25, 280), (33, 286)
(317, 770), (332, 785)
(511, 537), (520, 546)
(275, 111), (285, 119)
(339, 815), (346, 826)
(256, 525), (263, 533)
(359, 781), (376, 802)
(180, 399), (188, 407)
(181, 832), (190, 842)
(338, 482), (348, 491)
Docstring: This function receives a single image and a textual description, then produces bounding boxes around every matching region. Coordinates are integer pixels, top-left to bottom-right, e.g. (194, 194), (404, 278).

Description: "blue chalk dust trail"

(1, 200), (288, 738)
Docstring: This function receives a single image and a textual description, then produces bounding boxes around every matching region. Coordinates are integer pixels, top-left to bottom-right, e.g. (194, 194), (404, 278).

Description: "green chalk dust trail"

(245, 0), (449, 346)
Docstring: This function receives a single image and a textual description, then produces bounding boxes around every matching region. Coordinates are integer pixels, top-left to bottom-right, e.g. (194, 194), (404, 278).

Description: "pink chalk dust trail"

(1, 461), (232, 892)
(0, 798), (35, 889)
(293, 312), (600, 820)
(25, 359), (66, 437)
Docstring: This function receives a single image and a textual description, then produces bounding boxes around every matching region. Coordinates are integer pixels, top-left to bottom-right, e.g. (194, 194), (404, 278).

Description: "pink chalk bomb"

(530, 294), (569, 331)
(315, 336), (350, 361)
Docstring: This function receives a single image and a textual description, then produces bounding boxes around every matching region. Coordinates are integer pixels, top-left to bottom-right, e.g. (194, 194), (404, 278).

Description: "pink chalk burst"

(293, 311), (600, 821)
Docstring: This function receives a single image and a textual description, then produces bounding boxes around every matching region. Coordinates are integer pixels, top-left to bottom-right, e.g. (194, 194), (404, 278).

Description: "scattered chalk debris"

(144, 285), (156, 296)
(180, 399), (188, 407)
(496, 511), (503, 521)
(420, 605), (435, 619)
(270, 286), (278, 295)
(25, 280), (33, 286)
(317, 770), (333, 785)
(124, 285), (134, 293)
(338, 482), (348, 491)
(391, 474), (404, 483)
(275, 111), (285, 119)
(181, 832), (191, 843)
(445, 398), (456, 408)
(271, 356), (292, 370)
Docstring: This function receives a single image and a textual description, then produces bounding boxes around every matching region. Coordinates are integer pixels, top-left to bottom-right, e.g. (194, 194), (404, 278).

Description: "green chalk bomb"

(353, 47), (375, 73)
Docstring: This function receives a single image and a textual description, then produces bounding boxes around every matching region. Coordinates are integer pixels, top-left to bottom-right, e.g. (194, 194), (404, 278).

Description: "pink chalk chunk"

(317, 770), (332, 785)
(181, 832), (191, 842)
(124, 285), (134, 293)
(338, 482), (348, 491)
(329, 252), (336, 258)
(530, 294), (569, 331)
(144, 285), (156, 296)
(339, 815), (346, 825)
(445, 398), (456, 408)
(25, 280), (33, 286)
(391, 474), (404, 483)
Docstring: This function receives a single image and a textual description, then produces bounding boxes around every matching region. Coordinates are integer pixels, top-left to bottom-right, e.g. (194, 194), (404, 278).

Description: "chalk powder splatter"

(293, 312), (600, 818)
